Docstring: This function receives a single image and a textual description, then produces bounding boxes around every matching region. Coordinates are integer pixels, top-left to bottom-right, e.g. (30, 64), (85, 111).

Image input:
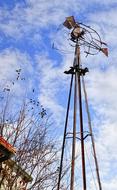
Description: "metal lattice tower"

(56, 16), (108, 190)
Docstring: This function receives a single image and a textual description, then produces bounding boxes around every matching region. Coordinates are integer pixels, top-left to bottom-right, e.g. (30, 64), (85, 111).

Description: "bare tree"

(0, 92), (59, 190)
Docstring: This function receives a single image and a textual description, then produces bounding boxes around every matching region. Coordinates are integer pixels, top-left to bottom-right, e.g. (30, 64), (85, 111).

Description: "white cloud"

(35, 53), (72, 127)
(0, 48), (35, 98)
(0, 0), (81, 39)
(88, 8), (117, 47)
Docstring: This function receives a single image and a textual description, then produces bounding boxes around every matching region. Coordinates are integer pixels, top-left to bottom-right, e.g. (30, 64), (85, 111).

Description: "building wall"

(0, 160), (32, 190)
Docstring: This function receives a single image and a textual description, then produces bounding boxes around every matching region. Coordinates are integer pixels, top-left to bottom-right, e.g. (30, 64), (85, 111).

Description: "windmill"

(56, 16), (108, 190)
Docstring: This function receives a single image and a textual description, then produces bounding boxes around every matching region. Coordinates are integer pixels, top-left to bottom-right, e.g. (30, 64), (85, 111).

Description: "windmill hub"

(71, 27), (85, 42)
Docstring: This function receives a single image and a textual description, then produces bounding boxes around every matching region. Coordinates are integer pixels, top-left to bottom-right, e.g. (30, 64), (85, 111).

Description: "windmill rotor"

(53, 16), (108, 57)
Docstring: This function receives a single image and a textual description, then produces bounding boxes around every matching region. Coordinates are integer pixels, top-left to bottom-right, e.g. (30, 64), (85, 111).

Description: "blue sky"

(0, 0), (117, 189)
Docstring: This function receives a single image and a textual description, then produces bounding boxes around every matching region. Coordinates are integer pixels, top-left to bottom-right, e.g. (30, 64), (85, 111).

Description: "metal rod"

(77, 46), (87, 190)
(57, 74), (73, 190)
(82, 76), (102, 190)
(70, 72), (77, 190)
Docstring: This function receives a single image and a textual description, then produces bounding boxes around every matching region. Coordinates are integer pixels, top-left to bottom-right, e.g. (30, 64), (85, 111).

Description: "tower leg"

(77, 72), (86, 190)
(77, 45), (87, 190)
(57, 74), (73, 190)
(70, 73), (77, 190)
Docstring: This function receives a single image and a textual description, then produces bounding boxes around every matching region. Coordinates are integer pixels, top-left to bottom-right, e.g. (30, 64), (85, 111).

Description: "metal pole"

(70, 72), (77, 190)
(57, 74), (73, 190)
(82, 76), (102, 190)
(77, 46), (87, 190)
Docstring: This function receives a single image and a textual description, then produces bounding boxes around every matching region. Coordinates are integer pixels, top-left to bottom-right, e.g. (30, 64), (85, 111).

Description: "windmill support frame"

(56, 16), (105, 190)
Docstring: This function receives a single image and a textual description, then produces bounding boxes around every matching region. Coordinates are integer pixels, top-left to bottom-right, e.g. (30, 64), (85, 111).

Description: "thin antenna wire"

(85, 145), (98, 190)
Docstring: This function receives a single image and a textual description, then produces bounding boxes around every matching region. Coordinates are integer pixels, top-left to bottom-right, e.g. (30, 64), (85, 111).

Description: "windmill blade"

(93, 38), (107, 46)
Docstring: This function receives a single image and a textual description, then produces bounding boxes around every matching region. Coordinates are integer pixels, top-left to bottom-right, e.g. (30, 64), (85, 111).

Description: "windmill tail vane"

(101, 47), (108, 57)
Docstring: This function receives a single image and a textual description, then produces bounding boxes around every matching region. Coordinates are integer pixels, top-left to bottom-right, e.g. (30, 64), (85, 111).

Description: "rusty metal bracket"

(64, 66), (89, 76)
